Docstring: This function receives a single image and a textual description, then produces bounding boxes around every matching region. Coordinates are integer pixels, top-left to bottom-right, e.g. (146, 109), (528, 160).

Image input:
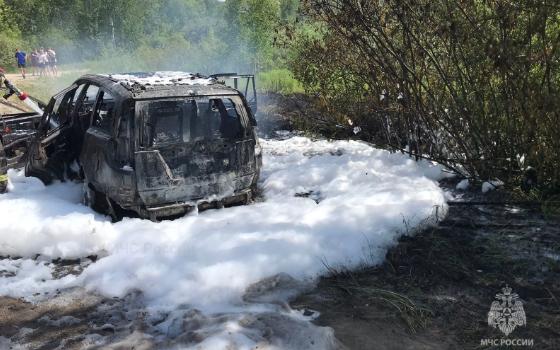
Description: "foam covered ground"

(0, 136), (447, 348)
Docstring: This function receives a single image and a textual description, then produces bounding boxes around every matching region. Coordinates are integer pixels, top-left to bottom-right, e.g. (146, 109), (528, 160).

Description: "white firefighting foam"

(0, 136), (447, 349)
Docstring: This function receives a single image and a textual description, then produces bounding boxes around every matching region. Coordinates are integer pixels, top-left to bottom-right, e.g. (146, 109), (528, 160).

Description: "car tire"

(83, 182), (124, 222)
(84, 182), (109, 213)
(25, 166), (54, 185)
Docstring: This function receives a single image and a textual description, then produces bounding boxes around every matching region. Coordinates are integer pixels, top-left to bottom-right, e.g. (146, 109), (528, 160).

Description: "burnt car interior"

(26, 83), (112, 182)
(144, 98), (243, 148)
(210, 74), (257, 114)
(0, 74), (46, 176)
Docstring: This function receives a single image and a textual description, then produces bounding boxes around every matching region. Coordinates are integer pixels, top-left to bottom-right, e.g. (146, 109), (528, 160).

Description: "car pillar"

(0, 140), (7, 193)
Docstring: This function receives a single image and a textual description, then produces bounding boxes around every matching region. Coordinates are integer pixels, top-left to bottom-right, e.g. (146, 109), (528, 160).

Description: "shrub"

(292, 0), (560, 192)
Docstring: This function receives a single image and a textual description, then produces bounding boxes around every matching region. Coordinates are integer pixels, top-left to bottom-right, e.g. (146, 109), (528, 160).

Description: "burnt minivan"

(26, 72), (261, 220)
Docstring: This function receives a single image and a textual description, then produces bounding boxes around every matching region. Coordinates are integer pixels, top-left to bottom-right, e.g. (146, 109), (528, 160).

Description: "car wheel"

(83, 182), (124, 222)
(25, 166), (54, 185)
(84, 182), (109, 213)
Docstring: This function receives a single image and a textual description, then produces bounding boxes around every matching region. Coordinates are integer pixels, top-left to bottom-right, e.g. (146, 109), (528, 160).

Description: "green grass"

(257, 69), (305, 94)
(14, 66), (85, 102)
(17, 76), (77, 102)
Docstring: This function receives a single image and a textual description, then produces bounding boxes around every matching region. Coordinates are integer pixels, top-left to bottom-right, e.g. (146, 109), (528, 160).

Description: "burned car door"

(80, 89), (135, 207)
(25, 84), (81, 183)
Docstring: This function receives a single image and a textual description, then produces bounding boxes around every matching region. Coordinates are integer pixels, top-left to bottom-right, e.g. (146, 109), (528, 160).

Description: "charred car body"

(0, 74), (45, 193)
(0, 111), (42, 192)
(25, 72), (261, 220)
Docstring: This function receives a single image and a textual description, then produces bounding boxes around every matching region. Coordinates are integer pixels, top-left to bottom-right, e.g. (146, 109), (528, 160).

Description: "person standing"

(14, 48), (26, 79)
(47, 48), (57, 77)
(38, 48), (48, 77)
(30, 50), (39, 76)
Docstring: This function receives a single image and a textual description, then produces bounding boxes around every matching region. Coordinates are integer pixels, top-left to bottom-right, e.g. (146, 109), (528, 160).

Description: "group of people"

(14, 48), (58, 79)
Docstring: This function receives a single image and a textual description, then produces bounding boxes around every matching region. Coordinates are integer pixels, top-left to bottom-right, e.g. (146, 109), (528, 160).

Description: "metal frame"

(210, 73), (257, 114)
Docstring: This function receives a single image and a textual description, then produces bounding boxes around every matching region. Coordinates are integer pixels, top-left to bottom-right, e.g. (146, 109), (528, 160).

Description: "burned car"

(26, 72), (262, 220)
(0, 74), (45, 193)
(0, 111), (42, 192)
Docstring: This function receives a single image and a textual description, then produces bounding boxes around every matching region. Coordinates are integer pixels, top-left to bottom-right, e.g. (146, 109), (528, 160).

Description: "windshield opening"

(140, 96), (245, 147)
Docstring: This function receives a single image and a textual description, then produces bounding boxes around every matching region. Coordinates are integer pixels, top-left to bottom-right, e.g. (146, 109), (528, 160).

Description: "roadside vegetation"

(2, 0), (560, 194)
(257, 69), (304, 94)
(290, 1), (560, 196)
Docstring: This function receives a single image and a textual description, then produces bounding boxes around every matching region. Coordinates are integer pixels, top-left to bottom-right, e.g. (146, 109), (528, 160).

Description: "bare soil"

(0, 288), (159, 349)
(292, 180), (560, 349)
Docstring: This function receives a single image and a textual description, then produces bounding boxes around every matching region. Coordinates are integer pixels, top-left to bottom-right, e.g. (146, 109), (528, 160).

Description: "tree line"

(0, 0), (299, 73)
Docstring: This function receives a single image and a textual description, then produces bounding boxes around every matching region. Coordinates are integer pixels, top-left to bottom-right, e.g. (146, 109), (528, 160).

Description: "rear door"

(134, 96), (257, 204)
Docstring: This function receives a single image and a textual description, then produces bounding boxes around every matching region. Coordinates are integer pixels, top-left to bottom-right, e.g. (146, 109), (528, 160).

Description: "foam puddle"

(0, 136), (447, 349)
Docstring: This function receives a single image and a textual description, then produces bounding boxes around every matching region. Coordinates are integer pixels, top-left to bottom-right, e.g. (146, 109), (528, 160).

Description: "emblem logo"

(487, 285), (526, 336)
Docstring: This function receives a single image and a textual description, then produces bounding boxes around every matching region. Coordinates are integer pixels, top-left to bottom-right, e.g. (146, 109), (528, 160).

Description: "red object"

(18, 92), (28, 101)
(3, 126), (11, 134)
(0, 67), (5, 73)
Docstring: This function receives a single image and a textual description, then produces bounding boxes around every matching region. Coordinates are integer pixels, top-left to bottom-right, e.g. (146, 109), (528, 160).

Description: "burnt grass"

(292, 179), (560, 350)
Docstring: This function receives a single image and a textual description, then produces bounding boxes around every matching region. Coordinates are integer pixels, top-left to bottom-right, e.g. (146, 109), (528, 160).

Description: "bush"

(292, 0), (560, 192)
(0, 31), (21, 69)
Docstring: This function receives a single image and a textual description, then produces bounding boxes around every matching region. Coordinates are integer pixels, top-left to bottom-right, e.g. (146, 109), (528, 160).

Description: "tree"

(292, 0), (560, 190)
(0, 0), (21, 67)
(225, 0), (283, 72)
